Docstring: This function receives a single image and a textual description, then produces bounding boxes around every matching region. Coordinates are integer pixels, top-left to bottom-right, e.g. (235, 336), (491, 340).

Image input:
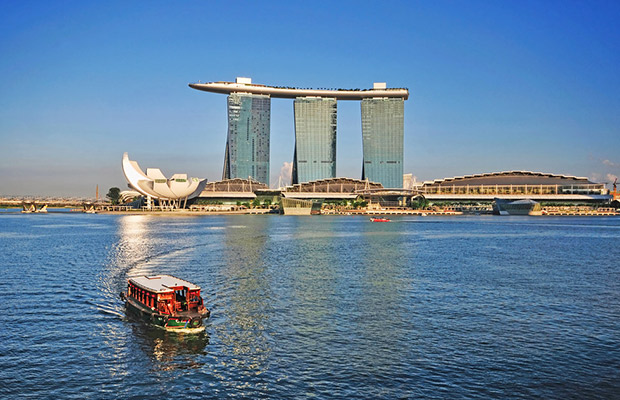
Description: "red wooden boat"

(370, 217), (391, 222)
(120, 275), (210, 331)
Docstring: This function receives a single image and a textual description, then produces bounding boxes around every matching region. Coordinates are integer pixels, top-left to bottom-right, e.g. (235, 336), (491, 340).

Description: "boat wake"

(94, 304), (125, 319)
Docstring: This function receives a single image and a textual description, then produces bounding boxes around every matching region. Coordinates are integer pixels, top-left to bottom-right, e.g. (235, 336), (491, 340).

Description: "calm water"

(0, 213), (619, 399)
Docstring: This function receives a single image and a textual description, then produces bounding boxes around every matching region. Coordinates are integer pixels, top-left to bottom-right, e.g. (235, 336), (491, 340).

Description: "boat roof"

(128, 275), (201, 293)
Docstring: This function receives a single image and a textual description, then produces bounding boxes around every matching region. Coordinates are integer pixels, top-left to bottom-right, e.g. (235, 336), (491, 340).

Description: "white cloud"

(602, 159), (618, 167)
(590, 172), (602, 183)
(607, 173), (618, 183)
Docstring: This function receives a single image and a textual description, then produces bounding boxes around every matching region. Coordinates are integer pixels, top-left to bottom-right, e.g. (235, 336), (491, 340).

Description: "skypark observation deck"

(188, 81), (409, 100)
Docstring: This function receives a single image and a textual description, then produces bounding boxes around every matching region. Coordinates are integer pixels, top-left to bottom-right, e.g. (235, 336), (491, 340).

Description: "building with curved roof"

(189, 178), (279, 206)
(121, 153), (207, 208)
(282, 177), (383, 199)
(418, 171), (610, 202)
(197, 178), (267, 200)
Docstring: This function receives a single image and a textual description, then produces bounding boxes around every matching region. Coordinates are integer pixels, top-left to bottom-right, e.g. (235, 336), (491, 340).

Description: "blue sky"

(1, 1), (619, 196)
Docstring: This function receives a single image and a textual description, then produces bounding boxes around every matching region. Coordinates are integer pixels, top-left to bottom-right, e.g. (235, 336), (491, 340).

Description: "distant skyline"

(1, 1), (619, 196)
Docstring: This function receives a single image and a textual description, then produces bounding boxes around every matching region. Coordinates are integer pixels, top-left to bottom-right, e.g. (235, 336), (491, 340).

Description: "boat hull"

(123, 294), (209, 332)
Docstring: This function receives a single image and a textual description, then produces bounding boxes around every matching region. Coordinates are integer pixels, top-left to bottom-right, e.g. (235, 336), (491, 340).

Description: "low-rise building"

(418, 171), (610, 202)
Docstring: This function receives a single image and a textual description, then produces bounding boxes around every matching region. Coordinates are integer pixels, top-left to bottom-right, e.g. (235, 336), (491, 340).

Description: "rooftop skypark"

(189, 78), (409, 100)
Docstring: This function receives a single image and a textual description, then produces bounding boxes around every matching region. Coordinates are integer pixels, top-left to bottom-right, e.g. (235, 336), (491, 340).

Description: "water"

(1, 213), (619, 399)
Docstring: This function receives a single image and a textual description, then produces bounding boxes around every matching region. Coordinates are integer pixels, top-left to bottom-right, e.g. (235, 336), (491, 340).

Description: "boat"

(370, 217), (391, 222)
(493, 198), (542, 216)
(120, 275), (210, 331)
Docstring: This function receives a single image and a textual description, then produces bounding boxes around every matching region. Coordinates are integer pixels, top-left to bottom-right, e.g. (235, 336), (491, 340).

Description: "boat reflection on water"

(127, 311), (210, 371)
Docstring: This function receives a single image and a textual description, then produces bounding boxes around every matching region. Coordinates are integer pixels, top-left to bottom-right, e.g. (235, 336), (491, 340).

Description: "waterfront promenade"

(4, 205), (618, 216)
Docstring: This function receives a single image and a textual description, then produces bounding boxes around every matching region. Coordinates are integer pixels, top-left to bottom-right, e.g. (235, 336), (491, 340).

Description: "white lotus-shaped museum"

(122, 153), (206, 207)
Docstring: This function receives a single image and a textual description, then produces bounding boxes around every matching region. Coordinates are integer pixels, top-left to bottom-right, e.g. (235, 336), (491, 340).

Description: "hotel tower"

(361, 96), (405, 188)
(190, 78), (408, 188)
(292, 97), (337, 184)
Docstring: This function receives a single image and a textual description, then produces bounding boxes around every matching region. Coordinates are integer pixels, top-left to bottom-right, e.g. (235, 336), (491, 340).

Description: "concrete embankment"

(542, 211), (618, 216)
(97, 209), (273, 216)
(95, 208), (464, 216)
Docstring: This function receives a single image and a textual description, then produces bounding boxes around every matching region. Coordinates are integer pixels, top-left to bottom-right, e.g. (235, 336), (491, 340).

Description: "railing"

(100, 205), (133, 211)
(419, 184), (606, 196)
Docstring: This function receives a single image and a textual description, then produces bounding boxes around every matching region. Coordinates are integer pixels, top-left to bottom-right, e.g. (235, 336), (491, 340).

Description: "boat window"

(189, 291), (199, 303)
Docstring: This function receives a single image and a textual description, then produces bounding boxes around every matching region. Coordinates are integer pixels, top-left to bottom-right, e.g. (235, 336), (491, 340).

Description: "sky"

(1, 0), (620, 197)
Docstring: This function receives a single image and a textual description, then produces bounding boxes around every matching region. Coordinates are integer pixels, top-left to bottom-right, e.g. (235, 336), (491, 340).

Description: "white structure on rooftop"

(121, 153), (207, 208)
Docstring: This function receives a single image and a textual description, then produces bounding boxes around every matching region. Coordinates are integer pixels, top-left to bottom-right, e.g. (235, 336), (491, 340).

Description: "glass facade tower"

(223, 93), (270, 184)
(361, 98), (404, 188)
(292, 97), (337, 184)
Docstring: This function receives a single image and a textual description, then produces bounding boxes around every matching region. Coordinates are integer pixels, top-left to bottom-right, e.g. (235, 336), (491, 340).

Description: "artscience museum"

(121, 152), (206, 208)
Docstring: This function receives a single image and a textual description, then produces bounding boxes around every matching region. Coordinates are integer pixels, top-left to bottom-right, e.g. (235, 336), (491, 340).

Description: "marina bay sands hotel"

(189, 78), (409, 188)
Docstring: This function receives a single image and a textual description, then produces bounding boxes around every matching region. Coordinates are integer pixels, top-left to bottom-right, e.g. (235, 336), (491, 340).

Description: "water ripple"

(1, 214), (619, 398)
